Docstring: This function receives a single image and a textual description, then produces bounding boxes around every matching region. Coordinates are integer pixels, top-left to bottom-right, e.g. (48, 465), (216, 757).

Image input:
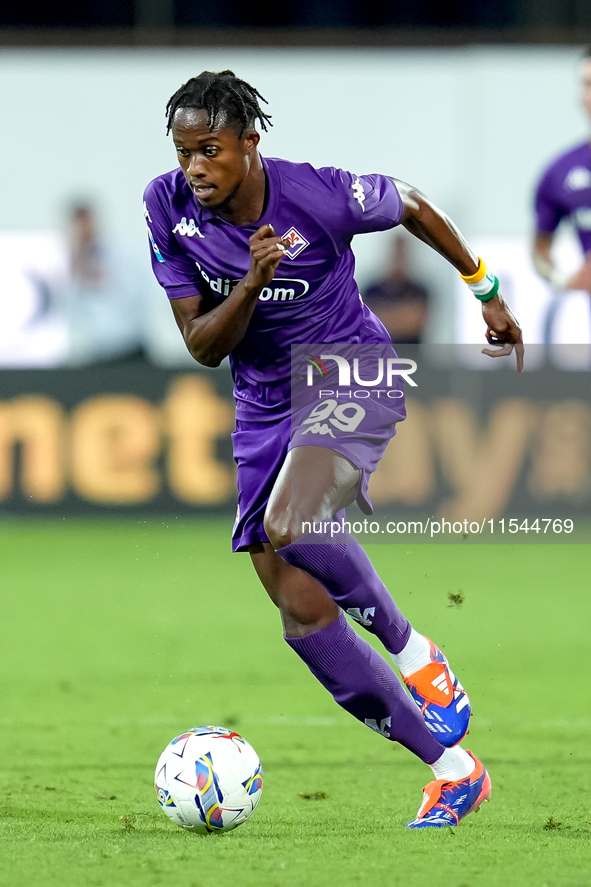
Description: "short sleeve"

(316, 168), (404, 240)
(143, 179), (202, 299)
(534, 165), (566, 235)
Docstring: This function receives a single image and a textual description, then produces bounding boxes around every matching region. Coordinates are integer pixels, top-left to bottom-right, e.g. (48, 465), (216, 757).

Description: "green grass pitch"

(1, 518), (590, 887)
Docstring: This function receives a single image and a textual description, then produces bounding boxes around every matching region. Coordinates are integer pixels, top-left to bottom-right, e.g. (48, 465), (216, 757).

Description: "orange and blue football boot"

(402, 640), (471, 747)
(406, 751), (491, 829)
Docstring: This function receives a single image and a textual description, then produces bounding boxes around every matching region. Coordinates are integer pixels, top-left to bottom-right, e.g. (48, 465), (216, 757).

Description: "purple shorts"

(231, 390), (406, 552)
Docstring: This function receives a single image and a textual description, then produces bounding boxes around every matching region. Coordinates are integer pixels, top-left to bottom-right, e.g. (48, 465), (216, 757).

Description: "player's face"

(171, 108), (260, 209)
(582, 59), (591, 119)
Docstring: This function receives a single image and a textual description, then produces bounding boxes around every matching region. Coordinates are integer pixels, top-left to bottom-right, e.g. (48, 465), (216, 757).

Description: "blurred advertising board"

(0, 233), (69, 367)
(0, 353), (590, 542)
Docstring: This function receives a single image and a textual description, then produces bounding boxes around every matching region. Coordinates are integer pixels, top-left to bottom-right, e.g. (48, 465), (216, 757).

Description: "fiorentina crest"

(282, 226), (310, 260)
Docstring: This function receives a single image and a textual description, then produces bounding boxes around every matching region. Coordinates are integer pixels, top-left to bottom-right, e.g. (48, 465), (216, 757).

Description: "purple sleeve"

(317, 168), (404, 240)
(143, 178), (202, 299)
(534, 165), (565, 235)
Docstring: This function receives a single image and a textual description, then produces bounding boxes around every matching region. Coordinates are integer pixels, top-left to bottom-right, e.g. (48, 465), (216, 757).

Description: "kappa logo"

(346, 607), (376, 627)
(352, 177), (366, 212)
(365, 717), (391, 738)
(173, 217), (205, 238)
(143, 201), (152, 223)
(282, 227), (310, 260)
(300, 422), (336, 438)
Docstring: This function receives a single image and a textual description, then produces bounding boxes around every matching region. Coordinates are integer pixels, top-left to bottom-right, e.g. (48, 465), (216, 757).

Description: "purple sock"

(277, 529), (410, 654)
(286, 613), (442, 764)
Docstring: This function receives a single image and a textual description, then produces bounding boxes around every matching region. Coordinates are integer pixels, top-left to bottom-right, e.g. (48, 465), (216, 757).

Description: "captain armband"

(459, 258), (499, 302)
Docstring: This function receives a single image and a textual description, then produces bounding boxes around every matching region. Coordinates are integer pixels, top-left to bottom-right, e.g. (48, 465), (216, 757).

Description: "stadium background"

(1, 44), (591, 522)
(1, 6), (591, 887)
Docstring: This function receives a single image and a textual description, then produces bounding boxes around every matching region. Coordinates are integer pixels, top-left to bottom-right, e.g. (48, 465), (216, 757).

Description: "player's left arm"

(392, 178), (524, 372)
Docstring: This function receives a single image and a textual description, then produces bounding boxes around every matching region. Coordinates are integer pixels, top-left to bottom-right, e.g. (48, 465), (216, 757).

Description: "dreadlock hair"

(165, 70), (272, 138)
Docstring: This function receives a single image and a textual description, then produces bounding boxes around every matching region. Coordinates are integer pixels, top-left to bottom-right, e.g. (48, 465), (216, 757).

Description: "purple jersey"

(534, 141), (591, 253)
(143, 157), (403, 420)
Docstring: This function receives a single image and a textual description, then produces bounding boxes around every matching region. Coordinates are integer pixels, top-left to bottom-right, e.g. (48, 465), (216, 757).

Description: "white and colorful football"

(154, 726), (263, 834)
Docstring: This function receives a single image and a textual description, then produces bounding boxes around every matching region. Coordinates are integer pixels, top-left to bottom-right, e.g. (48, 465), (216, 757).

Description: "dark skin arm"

(170, 223), (289, 367)
(172, 182), (524, 372)
(393, 179), (525, 372)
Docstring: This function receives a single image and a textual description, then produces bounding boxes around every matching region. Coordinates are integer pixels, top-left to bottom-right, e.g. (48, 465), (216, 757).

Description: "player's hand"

(481, 293), (525, 373)
(244, 224), (290, 291)
(566, 259), (591, 292)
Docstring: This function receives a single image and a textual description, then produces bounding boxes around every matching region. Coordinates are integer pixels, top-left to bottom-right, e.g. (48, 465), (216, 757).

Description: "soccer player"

(533, 45), (591, 322)
(144, 70), (523, 829)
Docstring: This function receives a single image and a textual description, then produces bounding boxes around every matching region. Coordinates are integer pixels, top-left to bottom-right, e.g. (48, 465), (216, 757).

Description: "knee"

(264, 502), (324, 549)
(263, 510), (292, 550)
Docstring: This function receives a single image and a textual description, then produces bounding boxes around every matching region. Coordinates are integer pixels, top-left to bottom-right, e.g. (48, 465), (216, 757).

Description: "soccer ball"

(154, 726), (263, 834)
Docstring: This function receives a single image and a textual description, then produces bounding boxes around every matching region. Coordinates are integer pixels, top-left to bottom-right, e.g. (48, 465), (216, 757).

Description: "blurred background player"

(362, 234), (431, 345)
(533, 45), (591, 343)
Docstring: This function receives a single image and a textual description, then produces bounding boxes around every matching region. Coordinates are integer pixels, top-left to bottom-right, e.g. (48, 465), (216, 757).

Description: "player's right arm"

(171, 224), (289, 367)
